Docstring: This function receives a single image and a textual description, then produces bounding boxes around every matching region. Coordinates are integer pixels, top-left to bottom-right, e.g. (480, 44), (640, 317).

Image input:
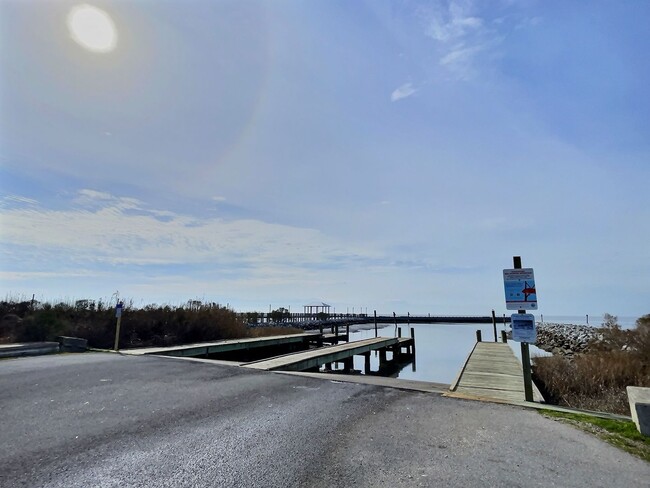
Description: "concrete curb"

(0, 342), (60, 359)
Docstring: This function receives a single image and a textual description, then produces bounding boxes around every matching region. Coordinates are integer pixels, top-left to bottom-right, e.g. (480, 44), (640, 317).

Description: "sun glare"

(67, 4), (117, 53)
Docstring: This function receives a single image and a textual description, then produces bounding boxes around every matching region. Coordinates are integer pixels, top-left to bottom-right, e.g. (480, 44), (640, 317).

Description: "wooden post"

(514, 255), (534, 402)
(501, 330), (507, 343)
(113, 302), (123, 351)
(344, 356), (353, 372)
(492, 309), (497, 342)
(476, 329), (482, 342)
(364, 352), (371, 374)
(113, 314), (122, 351)
(410, 327), (415, 354)
(374, 310), (378, 338)
(521, 342), (533, 400)
(379, 348), (387, 364)
(398, 327), (402, 338)
(346, 324), (350, 341)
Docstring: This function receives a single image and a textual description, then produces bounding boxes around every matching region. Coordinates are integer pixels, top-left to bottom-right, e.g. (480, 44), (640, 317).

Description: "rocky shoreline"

(534, 322), (602, 357)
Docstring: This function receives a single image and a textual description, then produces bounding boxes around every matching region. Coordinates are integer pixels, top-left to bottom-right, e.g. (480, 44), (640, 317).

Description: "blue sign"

(115, 301), (123, 318)
(503, 268), (537, 310)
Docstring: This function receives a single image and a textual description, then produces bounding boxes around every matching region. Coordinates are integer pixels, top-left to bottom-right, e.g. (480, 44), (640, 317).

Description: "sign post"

(113, 301), (123, 351)
(504, 256), (535, 402)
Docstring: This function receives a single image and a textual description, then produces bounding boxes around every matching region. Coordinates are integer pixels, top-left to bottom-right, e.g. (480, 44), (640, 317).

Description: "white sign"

(511, 313), (536, 343)
(503, 268), (537, 310)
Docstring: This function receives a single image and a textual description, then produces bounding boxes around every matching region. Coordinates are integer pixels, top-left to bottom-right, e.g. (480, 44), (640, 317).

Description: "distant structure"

(303, 302), (331, 317)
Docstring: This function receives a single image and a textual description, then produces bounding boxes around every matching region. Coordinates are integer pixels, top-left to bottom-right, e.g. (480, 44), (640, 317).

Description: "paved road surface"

(1, 353), (647, 487)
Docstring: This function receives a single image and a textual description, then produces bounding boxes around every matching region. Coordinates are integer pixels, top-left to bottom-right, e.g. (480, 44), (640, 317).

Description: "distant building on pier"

(303, 302), (331, 317)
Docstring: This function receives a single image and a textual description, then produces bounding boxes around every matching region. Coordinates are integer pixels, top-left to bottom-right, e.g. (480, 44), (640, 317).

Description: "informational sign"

(115, 302), (123, 318)
(511, 313), (536, 343)
(503, 268), (537, 310)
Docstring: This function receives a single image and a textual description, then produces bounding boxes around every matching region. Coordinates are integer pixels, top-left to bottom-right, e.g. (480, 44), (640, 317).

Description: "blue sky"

(1, 0), (649, 318)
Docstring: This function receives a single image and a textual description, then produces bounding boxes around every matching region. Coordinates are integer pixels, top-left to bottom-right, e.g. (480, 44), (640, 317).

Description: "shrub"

(17, 309), (68, 342)
(3, 298), (253, 348)
(533, 313), (650, 414)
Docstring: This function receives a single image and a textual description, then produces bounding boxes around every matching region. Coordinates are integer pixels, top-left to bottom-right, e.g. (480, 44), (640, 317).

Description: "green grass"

(540, 410), (650, 462)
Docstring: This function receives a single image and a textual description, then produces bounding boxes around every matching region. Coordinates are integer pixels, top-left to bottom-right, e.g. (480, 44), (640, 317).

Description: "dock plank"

(243, 337), (409, 372)
(450, 342), (544, 403)
(121, 333), (314, 357)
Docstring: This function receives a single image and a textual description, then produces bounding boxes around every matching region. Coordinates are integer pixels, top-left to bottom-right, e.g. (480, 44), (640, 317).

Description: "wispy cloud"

(0, 195), (39, 207)
(426, 2), (483, 43)
(420, 0), (511, 80)
(391, 82), (417, 102)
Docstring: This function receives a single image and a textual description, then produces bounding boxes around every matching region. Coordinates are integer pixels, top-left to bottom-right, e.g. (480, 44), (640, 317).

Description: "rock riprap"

(534, 322), (601, 356)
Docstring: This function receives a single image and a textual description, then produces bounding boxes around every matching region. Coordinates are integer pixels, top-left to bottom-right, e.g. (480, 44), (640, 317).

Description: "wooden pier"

(243, 336), (414, 373)
(449, 342), (544, 403)
(122, 333), (317, 358)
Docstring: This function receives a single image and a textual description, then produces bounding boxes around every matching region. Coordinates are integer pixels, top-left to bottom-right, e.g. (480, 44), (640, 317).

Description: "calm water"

(343, 322), (550, 385)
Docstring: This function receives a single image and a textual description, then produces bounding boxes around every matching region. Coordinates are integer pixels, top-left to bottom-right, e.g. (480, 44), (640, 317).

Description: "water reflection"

(345, 322), (549, 384)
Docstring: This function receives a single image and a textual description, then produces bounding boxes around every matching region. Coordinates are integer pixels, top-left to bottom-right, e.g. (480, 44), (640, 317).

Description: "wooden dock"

(243, 337), (414, 373)
(449, 342), (544, 403)
(121, 333), (316, 358)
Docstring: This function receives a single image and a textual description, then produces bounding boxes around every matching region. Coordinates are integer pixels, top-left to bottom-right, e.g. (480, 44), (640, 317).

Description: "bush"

(533, 313), (650, 414)
(17, 310), (68, 342)
(2, 299), (253, 349)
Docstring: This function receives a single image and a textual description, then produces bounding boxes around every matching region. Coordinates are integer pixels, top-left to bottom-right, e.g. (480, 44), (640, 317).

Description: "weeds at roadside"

(540, 410), (649, 463)
(533, 314), (650, 415)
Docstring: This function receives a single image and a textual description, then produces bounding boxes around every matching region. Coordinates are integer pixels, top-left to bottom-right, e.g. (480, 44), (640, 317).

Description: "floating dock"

(243, 336), (414, 373)
(449, 342), (543, 403)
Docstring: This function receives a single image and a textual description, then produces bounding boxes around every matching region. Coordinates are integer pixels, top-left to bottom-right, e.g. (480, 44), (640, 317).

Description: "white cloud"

(391, 82), (417, 102)
(421, 0), (502, 79)
(1, 195), (39, 207)
(427, 3), (483, 43)
(0, 190), (381, 270)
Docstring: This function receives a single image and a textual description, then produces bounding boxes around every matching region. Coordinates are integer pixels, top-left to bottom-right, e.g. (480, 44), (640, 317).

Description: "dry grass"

(533, 315), (650, 415)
